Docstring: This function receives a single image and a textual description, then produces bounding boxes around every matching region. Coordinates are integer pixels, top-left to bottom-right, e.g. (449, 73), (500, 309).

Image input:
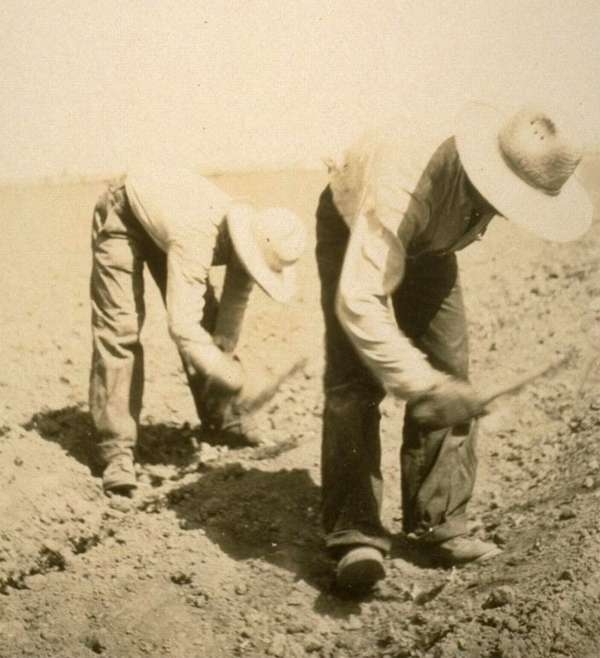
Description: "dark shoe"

(102, 453), (137, 496)
(428, 536), (502, 566)
(336, 546), (385, 592)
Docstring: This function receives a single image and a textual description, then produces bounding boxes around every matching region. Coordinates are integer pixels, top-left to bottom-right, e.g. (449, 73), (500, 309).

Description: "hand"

(220, 404), (267, 447)
(208, 351), (244, 395)
(202, 363), (275, 447)
(201, 385), (267, 447)
(410, 379), (485, 429)
(199, 353), (244, 431)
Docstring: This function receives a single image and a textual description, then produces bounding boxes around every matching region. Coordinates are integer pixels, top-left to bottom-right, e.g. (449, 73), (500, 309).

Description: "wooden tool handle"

(238, 357), (309, 414)
(479, 355), (569, 408)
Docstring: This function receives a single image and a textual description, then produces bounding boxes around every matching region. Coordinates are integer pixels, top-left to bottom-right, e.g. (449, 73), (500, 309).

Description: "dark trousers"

(315, 187), (478, 554)
(89, 183), (218, 464)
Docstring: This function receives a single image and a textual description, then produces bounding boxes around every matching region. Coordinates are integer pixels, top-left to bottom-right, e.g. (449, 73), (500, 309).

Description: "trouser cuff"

(325, 530), (392, 556)
(97, 438), (136, 466)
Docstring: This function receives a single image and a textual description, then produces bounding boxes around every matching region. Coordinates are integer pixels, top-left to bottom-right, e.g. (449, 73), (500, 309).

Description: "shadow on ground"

(23, 405), (244, 475)
(24, 405), (100, 472)
(26, 406), (425, 613)
(26, 406), (305, 480)
(165, 464), (412, 615)
(167, 464), (332, 581)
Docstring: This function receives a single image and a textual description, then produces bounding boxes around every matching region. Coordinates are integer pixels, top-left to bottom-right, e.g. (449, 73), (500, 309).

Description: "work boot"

(427, 536), (502, 566)
(336, 546), (385, 592)
(102, 452), (137, 496)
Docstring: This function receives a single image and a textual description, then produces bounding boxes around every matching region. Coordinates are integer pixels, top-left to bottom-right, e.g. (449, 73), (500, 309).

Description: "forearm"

(213, 258), (253, 353)
(166, 248), (242, 391)
(336, 289), (446, 398)
(174, 334), (241, 391)
(335, 213), (446, 398)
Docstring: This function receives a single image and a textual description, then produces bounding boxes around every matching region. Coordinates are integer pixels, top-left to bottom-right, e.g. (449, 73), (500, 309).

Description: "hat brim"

(455, 102), (593, 243)
(227, 205), (297, 303)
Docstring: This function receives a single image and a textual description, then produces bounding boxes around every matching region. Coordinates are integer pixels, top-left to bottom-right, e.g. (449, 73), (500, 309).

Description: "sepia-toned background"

(2, 2), (600, 657)
(2, 0), (599, 182)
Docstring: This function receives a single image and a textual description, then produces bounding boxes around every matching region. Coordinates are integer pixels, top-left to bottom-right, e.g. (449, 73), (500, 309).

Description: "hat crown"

(255, 208), (306, 271)
(498, 108), (582, 196)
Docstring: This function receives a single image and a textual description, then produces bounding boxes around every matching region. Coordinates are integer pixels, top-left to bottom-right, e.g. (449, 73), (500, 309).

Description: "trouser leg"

(89, 184), (147, 464)
(316, 186), (390, 554)
(321, 383), (389, 553)
(392, 254), (477, 542)
(144, 244), (220, 424)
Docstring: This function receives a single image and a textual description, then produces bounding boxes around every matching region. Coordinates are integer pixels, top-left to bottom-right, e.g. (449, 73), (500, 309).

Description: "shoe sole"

(104, 482), (137, 496)
(336, 557), (385, 591)
(102, 460), (137, 496)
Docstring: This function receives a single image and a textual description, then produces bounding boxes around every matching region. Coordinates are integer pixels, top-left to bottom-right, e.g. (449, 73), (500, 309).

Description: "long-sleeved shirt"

(331, 118), (496, 398)
(125, 166), (253, 385)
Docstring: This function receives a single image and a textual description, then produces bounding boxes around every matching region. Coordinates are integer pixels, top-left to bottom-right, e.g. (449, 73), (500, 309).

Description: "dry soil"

(1, 166), (600, 657)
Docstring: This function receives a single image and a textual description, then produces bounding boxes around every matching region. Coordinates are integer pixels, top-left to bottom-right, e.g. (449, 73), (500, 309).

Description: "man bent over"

(90, 166), (306, 495)
(315, 102), (592, 591)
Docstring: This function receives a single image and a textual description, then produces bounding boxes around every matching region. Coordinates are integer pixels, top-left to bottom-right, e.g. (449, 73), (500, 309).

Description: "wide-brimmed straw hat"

(455, 102), (592, 242)
(227, 205), (306, 303)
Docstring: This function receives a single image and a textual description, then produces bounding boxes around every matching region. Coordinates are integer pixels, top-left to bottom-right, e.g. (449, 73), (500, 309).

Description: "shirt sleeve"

(212, 255), (254, 354)
(165, 239), (237, 385)
(335, 212), (447, 398)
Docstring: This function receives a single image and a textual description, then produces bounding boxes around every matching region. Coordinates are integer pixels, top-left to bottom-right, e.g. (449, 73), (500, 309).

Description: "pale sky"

(1, 0), (599, 181)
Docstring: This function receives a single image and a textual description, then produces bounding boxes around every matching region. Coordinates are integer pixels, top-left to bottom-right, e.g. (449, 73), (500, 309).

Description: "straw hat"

(227, 204), (306, 302)
(455, 102), (592, 242)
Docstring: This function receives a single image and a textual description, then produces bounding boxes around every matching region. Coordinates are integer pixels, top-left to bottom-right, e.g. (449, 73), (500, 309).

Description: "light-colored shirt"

(125, 166), (253, 383)
(331, 118), (493, 398)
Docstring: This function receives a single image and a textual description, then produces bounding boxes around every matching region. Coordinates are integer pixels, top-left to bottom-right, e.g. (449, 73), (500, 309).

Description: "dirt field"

(1, 164), (600, 658)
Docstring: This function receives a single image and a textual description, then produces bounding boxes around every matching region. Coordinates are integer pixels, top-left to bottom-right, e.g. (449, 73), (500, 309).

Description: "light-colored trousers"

(89, 183), (218, 464)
